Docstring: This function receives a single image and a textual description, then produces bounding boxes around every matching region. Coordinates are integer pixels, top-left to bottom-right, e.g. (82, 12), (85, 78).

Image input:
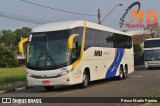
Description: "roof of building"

(32, 20), (131, 36)
(145, 38), (160, 41)
(127, 30), (151, 35)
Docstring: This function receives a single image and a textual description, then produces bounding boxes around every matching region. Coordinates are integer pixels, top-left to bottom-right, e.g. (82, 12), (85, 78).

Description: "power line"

(0, 11), (53, 24)
(99, 3), (123, 24)
(20, 0), (97, 17)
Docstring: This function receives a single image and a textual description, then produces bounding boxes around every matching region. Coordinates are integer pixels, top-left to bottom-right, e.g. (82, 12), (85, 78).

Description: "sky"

(0, 0), (159, 31)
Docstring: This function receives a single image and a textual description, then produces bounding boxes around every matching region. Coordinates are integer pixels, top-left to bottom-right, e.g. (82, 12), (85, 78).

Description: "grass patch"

(141, 90), (160, 106)
(151, 91), (160, 97)
(0, 67), (26, 86)
(141, 103), (160, 106)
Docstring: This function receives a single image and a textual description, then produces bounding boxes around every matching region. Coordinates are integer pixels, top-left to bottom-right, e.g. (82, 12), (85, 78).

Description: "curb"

(0, 90), (7, 94)
(15, 87), (26, 91)
(0, 86), (32, 94)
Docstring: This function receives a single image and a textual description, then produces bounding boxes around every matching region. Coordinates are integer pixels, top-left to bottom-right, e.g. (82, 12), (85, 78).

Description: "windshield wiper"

(35, 47), (45, 70)
(55, 62), (70, 68)
(46, 51), (57, 66)
(34, 47), (57, 70)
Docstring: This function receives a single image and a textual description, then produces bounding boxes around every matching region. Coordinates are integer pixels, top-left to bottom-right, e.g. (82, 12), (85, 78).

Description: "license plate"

(42, 80), (50, 85)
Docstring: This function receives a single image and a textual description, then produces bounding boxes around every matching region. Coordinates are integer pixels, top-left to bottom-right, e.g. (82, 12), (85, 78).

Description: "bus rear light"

(42, 80), (50, 85)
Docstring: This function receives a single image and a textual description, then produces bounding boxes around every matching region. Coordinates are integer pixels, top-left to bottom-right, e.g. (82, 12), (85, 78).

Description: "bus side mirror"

(68, 34), (79, 49)
(18, 38), (29, 53)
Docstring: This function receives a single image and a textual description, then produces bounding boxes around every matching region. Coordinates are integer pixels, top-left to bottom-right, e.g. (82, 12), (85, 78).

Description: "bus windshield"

(144, 39), (160, 48)
(27, 30), (71, 70)
(144, 50), (160, 61)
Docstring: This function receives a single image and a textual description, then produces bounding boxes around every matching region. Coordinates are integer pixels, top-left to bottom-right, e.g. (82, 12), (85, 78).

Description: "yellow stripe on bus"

(72, 21), (86, 68)
(68, 34), (79, 49)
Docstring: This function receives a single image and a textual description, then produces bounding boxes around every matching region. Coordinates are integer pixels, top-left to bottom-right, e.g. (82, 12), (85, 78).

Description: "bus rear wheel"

(80, 71), (90, 88)
(119, 69), (123, 80)
(44, 86), (54, 91)
(123, 65), (128, 79)
(118, 66), (125, 80)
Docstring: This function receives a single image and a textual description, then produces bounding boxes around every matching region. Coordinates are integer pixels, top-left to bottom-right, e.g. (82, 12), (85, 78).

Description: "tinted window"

(85, 28), (95, 49)
(144, 40), (160, 48)
(112, 33), (132, 48)
(71, 27), (83, 63)
(85, 28), (132, 49)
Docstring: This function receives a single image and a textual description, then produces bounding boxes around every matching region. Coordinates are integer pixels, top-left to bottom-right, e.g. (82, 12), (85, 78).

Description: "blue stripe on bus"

(105, 48), (124, 78)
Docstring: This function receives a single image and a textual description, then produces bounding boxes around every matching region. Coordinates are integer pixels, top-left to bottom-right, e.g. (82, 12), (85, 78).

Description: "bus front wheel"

(80, 71), (90, 88)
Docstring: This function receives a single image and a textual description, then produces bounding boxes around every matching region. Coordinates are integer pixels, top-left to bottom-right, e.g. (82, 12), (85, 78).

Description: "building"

(128, 30), (152, 47)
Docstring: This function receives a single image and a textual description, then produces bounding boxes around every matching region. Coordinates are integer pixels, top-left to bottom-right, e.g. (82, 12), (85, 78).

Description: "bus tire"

(80, 71), (90, 88)
(118, 65), (124, 80)
(44, 86), (54, 91)
(148, 67), (153, 70)
(123, 65), (128, 79)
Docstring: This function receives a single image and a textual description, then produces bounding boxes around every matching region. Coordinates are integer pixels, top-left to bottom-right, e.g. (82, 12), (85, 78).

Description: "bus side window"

(71, 42), (80, 63)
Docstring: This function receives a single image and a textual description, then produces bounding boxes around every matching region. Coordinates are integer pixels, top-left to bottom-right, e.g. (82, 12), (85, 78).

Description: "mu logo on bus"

(94, 50), (102, 56)
(119, 1), (159, 29)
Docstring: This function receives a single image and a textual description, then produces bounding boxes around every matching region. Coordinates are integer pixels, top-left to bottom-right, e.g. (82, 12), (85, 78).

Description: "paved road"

(0, 70), (160, 106)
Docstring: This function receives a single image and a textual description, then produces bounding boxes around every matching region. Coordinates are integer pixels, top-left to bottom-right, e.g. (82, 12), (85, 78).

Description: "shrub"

(0, 45), (19, 67)
(133, 44), (143, 56)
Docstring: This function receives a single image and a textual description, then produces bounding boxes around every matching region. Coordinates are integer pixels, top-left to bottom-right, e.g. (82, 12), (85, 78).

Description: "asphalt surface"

(0, 70), (160, 106)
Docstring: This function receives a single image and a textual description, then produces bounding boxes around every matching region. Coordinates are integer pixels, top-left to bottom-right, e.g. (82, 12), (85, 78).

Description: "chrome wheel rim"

(83, 74), (88, 86)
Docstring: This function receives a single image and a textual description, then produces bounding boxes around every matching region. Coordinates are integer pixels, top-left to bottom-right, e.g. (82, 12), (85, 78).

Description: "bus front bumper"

(145, 62), (160, 68)
(27, 73), (74, 86)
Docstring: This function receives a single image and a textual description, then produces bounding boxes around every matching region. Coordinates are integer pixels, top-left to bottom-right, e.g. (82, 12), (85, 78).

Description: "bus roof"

(32, 20), (131, 36)
(145, 38), (160, 41)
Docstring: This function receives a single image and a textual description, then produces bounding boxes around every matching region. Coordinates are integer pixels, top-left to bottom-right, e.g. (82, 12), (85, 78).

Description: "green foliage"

(0, 45), (19, 67)
(0, 27), (31, 51)
(0, 76), (26, 86)
(14, 27), (31, 53)
(0, 30), (16, 49)
(14, 27), (31, 46)
(0, 27), (31, 68)
(151, 90), (160, 97)
(133, 44), (142, 56)
(0, 67), (26, 85)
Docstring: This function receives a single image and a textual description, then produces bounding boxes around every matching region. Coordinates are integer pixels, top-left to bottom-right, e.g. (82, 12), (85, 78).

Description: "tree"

(14, 27), (31, 45)
(0, 27), (31, 67)
(144, 22), (160, 38)
(14, 27), (31, 53)
(0, 30), (16, 49)
(0, 45), (19, 67)
(133, 44), (142, 56)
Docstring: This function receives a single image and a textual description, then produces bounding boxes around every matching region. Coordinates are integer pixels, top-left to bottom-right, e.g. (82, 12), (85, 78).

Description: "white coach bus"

(19, 20), (134, 90)
(144, 38), (160, 69)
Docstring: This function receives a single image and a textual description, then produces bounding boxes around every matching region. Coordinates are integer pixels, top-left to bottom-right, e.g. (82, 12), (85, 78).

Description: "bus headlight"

(58, 70), (68, 76)
(145, 62), (148, 67)
(58, 67), (74, 76)
(26, 72), (33, 77)
(62, 70), (69, 75)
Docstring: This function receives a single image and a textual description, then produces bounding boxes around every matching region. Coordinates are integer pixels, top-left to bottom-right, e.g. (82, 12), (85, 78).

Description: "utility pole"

(98, 9), (101, 24)
(98, 3), (123, 25)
